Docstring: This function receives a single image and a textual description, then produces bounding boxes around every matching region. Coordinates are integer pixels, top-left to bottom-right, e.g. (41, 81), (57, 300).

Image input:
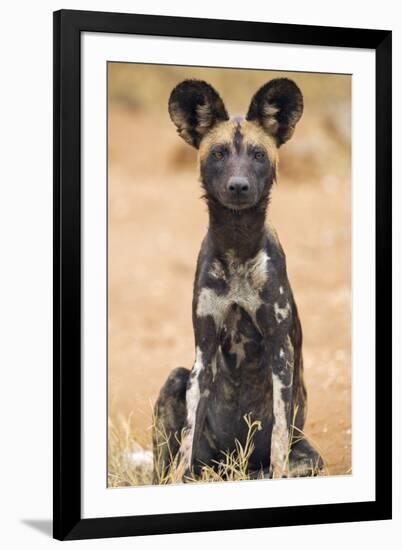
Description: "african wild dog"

(153, 78), (323, 481)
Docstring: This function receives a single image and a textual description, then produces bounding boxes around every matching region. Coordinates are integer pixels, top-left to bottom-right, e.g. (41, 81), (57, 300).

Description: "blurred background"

(108, 63), (351, 476)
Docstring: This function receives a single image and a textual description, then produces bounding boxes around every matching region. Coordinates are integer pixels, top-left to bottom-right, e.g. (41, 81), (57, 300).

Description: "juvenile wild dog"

(153, 78), (323, 481)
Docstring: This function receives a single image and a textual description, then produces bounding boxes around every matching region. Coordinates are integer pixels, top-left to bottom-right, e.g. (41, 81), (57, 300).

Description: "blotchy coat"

(153, 78), (323, 482)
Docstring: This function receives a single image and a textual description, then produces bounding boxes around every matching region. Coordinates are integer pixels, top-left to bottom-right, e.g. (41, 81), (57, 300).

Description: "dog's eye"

(213, 151), (224, 160)
(254, 151), (265, 161)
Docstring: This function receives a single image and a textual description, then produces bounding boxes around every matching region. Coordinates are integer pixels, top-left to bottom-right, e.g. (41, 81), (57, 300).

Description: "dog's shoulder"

(194, 234), (214, 276)
(265, 222), (286, 267)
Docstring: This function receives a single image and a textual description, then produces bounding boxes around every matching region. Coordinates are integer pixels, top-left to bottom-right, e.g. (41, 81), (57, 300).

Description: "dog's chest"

(197, 249), (270, 325)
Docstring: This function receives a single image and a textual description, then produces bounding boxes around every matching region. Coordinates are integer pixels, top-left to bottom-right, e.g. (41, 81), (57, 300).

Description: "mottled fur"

(153, 79), (322, 481)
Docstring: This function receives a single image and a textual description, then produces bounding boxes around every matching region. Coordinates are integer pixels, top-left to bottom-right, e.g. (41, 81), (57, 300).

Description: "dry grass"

(108, 409), (328, 488)
(108, 413), (153, 487)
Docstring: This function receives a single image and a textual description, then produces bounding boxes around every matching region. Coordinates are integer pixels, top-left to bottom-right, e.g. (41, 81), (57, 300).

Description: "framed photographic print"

(53, 9), (392, 541)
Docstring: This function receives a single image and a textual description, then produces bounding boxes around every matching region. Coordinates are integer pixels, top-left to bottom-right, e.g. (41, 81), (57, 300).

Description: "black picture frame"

(53, 9), (392, 541)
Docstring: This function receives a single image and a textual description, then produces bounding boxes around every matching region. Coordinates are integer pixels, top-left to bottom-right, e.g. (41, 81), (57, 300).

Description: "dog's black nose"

(227, 177), (250, 195)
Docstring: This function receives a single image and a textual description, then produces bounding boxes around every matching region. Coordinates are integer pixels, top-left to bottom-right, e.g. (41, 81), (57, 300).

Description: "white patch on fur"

(196, 287), (229, 325)
(274, 301), (290, 323)
(209, 260), (226, 281)
(224, 307), (249, 366)
(179, 347), (203, 469)
(226, 249), (269, 292)
(229, 333), (249, 365)
(270, 373), (289, 478)
(286, 335), (294, 365)
(197, 250), (269, 327)
(279, 286), (284, 295)
(279, 348), (285, 359)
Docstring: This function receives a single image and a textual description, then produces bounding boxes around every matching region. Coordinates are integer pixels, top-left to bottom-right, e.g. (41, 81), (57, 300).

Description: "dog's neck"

(205, 195), (269, 262)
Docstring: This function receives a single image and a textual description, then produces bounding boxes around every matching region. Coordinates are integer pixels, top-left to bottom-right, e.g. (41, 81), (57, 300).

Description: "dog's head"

(168, 79), (303, 211)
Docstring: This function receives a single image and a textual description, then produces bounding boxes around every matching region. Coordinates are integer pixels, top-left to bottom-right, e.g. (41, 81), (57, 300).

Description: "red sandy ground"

(108, 108), (352, 476)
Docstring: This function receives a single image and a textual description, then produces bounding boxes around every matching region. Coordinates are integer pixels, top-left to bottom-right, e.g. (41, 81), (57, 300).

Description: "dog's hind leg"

(288, 385), (324, 477)
(260, 394), (324, 480)
(152, 367), (189, 484)
(288, 437), (324, 477)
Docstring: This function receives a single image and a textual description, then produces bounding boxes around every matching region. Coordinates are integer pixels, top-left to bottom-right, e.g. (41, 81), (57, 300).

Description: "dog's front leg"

(178, 312), (222, 479)
(257, 303), (294, 478)
(269, 334), (294, 478)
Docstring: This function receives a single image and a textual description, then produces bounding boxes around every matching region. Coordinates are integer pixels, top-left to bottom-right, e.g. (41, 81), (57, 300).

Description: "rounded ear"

(246, 78), (303, 146)
(168, 79), (229, 148)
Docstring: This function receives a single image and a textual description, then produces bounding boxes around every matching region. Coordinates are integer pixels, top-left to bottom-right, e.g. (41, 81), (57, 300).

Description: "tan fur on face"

(198, 118), (279, 173)
(240, 119), (278, 165)
(198, 119), (237, 162)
